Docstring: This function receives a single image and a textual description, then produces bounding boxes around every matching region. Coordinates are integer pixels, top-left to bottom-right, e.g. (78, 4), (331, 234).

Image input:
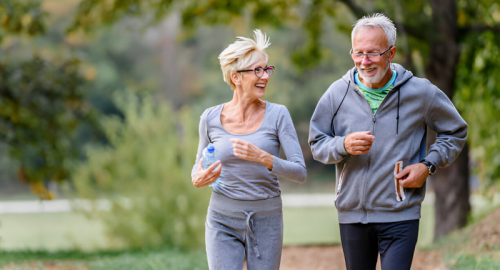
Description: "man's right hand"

(344, 131), (375, 155)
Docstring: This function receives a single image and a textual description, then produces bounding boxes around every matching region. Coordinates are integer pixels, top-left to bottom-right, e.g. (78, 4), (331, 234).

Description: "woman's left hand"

(230, 138), (274, 170)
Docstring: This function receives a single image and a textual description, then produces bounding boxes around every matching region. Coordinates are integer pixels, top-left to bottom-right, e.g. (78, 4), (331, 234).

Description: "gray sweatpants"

(205, 192), (283, 270)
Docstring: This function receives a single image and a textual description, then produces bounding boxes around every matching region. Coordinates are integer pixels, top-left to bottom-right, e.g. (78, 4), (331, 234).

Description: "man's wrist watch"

(420, 160), (437, 175)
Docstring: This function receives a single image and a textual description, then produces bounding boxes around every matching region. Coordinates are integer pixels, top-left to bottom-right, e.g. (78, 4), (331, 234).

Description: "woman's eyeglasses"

(237, 66), (275, 78)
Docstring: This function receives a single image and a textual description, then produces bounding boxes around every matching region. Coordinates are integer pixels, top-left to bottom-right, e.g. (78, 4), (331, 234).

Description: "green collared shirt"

(355, 69), (397, 114)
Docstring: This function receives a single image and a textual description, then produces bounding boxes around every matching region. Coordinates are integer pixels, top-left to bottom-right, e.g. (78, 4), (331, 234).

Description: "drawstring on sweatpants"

(244, 211), (260, 258)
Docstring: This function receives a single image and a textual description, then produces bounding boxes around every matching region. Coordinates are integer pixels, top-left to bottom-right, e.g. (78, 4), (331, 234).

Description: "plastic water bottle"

(202, 143), (220, 187)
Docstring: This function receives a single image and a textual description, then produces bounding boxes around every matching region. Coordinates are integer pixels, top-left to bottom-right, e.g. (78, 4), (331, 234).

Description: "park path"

(0, 193), (436, 214)
(0, 194), (338, 214)
(278, 245), (447, 270)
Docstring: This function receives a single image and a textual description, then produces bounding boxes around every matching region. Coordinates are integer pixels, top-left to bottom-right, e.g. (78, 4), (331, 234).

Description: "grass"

(282, 204), (435, 249)
(0, 205), (435, 251)
(424, 201), (500, 269)
(0, 248), (208, 270)
(283, 207), (339, 246)
(0, 213), (108, 251)
(86, 249), (207, 270)
(447, 254), (500, 270)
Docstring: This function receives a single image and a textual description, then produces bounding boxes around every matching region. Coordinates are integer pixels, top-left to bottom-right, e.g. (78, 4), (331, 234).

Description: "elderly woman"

(191, 29), (307, 270)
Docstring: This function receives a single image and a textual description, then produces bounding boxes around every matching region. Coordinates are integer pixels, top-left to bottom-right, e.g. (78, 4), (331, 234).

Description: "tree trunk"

(432, 143), (470, 239)
(161, 13), (182, 110)
(425, 0), (471, 240)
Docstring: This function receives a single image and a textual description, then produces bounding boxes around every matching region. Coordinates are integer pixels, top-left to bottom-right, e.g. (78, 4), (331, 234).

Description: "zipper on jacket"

(361, 134), (372, 223)
(355, 83), (396, 222)
(372, 86), (400, 123)
(352, 69), (404, 222)
(353, 85), (374, 223)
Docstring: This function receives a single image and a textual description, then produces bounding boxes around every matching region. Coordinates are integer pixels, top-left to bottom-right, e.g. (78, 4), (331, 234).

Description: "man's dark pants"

(340, 219), (419, 270)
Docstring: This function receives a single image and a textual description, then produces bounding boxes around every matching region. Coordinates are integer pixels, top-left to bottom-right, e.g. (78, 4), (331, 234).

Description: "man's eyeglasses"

(237, 66), (275, 78)
(350, 46), (393, 61)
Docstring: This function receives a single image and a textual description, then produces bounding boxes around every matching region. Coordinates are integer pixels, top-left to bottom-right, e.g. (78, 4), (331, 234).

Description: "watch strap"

(420, 159), (436, 175)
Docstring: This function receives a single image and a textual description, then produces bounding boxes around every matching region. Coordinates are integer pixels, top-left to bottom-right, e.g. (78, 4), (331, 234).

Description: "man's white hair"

(218, 29), (271, 89)
(352, 13), (397, 46)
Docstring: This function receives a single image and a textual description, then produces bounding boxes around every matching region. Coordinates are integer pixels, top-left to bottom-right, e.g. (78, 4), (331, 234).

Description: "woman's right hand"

(192, 159), (222, 188)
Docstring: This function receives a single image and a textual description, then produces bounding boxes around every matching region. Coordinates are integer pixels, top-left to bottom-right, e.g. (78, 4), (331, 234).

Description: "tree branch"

(459, 24), (500, 35)
(336, 0), (367, 18)
(398, 23), (427, 41)
(337, 0), (427, 42)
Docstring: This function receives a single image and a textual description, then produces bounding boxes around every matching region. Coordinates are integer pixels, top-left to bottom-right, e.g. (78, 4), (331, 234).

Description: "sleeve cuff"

(425, 151), (441, 167)
(271, 157), (284, 175)
(335, 136), (349, 156)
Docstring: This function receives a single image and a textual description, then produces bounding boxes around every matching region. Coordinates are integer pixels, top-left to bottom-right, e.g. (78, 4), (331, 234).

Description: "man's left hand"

(396, 163), (429, 188)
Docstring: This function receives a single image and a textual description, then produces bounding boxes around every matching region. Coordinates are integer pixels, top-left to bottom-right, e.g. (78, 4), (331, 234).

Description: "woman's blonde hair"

(218, 29), (271, 89)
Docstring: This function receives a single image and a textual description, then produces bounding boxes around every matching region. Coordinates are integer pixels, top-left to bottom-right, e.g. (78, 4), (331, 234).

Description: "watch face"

(430, 164), (437, 174)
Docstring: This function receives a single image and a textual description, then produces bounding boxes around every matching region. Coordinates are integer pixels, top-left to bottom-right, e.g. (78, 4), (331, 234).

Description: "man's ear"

(231, 72), (241, 86)
(388, 46), (397, 62)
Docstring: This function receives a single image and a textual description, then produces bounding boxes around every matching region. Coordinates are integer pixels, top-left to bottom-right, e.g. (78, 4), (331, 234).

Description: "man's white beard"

(359, 62), (390, 87)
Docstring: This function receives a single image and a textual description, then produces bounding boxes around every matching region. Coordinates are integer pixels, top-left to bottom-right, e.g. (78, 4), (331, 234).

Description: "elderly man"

(309, 13), (467, 270)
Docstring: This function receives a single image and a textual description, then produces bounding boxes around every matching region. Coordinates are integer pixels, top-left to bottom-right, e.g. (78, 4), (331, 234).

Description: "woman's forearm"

(259, 150), (274, 170)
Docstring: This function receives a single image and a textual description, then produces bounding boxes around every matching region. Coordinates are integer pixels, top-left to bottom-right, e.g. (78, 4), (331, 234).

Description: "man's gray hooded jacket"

(309, 63), (468, 224)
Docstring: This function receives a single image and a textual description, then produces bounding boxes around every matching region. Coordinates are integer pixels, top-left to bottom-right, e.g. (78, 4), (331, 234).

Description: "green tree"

(455, 31), (500, 194)
(1, 0), (162, 198)
(0, 56), (89, 199)
(70, 0), (500, 239)
(0, 0), (46, 40)
(0, 1), (96, 199)
(73, 92), (209, 250)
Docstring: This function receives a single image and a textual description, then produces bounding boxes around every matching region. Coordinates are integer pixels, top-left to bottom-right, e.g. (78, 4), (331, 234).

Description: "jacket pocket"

(335, 163), (347, 202)
(394, 160), (406, 202)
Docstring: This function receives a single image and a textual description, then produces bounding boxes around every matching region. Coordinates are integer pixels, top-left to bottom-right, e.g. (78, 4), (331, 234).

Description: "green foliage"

(73, 91), (210, 251)
(71, 0), (345, 68)
(0, 0), (163, 199)
(0, 56), (90, 199)
(71, 0), (299, 31)
(0, 0), (47, 41)
(455, 31), (500, 192)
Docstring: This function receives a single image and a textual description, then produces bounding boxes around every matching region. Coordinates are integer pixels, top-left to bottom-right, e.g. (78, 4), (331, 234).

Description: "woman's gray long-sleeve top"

(192, 101), (306, 200)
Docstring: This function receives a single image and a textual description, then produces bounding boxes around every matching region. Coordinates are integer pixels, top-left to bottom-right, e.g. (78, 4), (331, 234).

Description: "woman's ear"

(231, 72), (241, 86)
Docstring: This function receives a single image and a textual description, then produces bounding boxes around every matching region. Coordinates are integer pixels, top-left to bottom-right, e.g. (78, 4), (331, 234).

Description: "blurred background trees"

(0, 0), (499, 248)
(0, 0), (92, 199)
(0, 56), (88, 199)
(73, 92), (208, 250)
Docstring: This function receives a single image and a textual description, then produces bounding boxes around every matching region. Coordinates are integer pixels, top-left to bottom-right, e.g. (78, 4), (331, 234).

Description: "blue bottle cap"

(207, 144), (215, 153)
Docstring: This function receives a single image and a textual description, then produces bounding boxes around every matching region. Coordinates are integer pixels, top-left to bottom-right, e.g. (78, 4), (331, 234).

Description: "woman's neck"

(226, 93), (265, 123)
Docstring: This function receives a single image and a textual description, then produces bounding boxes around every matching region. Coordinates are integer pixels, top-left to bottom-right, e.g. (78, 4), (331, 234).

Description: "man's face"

(352, 26), (396, 88)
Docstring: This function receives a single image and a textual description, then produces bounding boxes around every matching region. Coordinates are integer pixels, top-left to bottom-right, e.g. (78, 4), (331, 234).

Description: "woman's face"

(237, 58), (270, 100)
